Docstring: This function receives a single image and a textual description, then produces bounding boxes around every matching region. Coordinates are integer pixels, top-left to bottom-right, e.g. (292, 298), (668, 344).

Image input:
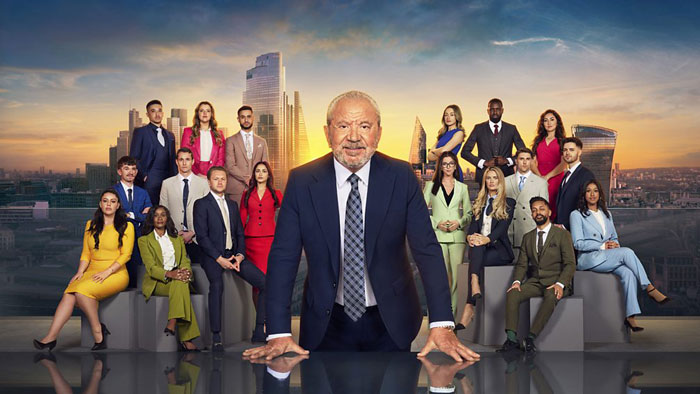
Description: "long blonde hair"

(437, 104), (464, 139)
(472, 167), (509, 220)
(190, 101), (223, 146)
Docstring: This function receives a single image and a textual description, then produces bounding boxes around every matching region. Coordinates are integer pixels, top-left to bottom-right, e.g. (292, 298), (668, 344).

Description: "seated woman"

(570, 179), (670, 332)
(34, 188), (134, 351)
(139, 205), (201, 351)
(423, 152), (472, 316)
(456, 167), (515, 330)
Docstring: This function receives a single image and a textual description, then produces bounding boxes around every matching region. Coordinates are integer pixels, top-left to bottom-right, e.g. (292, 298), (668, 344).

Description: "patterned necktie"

(343, 174), (365, 321)
(486, 196), (494, 216)
(217, 197), (233, 250)
(127, 188), (133, 207)
(493, 124), (499, 136)
(245, 133), (253, 160)
(518, 175), (526, 191)
(561, 170), (571, 188)
(182, 179), (189, 230)
(537, 230), (545, 257)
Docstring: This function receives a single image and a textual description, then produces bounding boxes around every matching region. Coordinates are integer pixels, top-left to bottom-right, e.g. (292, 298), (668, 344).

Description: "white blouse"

(199, 129), (213, 162)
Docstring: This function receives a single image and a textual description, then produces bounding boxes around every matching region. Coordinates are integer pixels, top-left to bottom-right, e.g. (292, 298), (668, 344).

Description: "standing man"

(160, 147), (210, 264)
(194, 166), (267, 350)
(554, 137), (595, 230)
(505, 148), (549, 252)
(130, 99), (178, 206)
(113, 155), (152, 288)
(243, 91), (478, 362)
(500, 197), (576, 353)
(225, 105), (269, 205)
(461, 98), (526, 185)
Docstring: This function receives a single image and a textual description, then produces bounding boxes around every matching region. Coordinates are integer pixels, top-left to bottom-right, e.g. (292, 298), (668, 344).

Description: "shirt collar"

(120, 181), (133, 191)
(488, 120), (503, 131)
(518, 171), (532, 179)
(537, 222), (553, 235)
(177, 172), (193, 182)
(568, 161), (582, 174)
(210, 191), (226, 202)
(154, 230), (169, 241)
(240, 130), (253, 137)
(149, 122), (162, 131)
(334, 157), (371, 188)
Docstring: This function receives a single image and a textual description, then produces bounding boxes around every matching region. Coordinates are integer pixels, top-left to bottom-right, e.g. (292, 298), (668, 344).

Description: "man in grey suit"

(160, 147), (211, 264)
(461, 98), (526, 185)
(505, 148), (549, 253)
(225, 105), (269, 205)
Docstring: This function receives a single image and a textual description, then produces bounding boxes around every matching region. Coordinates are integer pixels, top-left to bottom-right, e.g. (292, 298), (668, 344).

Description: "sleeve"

(608, 211), (619, 243)
(215, 137), (226, 166)
(116, 223), (135, 266)
(224, 137), (249, 182)
(460, 125), (480, 166)
(459, 183), (473, 229)
(423, 182), (439, 229)
(508, 126), (526, 162)
(134, 190), (152, 223)
(261, 139), (270, 162)
(129, 129), (148, 178)
(467, 213), (479, 235)
(486, 198), (515, 247)
(231, 202), (246, 257)
(240, 190), (249, 230)
(179, 236), (192, 271)
(194, 200), (221, 261)
(569, 211), (604, 252)
(139, 235), (167, 282)
(159, 181), (170, 211)
(180, 128), (193, 151)
(557, 230), (577, 287)
(80, 221), (92, 262)
(512, 234), (529, 282)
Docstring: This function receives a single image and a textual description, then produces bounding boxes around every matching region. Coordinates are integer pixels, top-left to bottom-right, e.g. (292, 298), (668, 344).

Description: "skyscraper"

(170, 108), (188, 149)
(128, 109), (143, 153)
(109, 145), (118, 184)
(243, 52), (287, 189)
(85, 163), (111, 192)
(409, 117), (427, 165)
(117, 130), (129, 159)
(572, 124), (617, 197)
(293, 91), (310, 167)
(167, 117), (181, 150)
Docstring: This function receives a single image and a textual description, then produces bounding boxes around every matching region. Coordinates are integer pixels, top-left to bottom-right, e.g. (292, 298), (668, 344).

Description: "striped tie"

(343, 174), (365, 321)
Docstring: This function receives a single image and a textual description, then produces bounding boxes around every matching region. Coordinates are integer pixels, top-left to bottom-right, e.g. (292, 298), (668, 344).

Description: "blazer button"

(259, 204), (262, 206)
(259, 217), (262, 219)
(326, 309), (330, 315)
(259, 210), (262, 213)
(332, 282), (337, 288)
(258, 223), (262, 225)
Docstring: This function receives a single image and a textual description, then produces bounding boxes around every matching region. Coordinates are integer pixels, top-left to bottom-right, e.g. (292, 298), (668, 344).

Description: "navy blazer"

(554, 165), (595, 230)
(193, 193), (246, 262)
(129, 123), (177, 184)
(460, 121), (525, 183)
(266, 153), (453, 350)
(468, 197), (516, 262)
(113, 183), (152, 237)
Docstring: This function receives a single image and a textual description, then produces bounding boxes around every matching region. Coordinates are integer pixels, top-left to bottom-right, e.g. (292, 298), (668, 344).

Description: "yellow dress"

(64, 221), (134, 300)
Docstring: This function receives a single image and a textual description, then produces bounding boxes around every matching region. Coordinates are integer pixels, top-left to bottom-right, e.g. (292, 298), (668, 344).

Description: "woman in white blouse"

(569, 179), (670, 332)
(181, 101), (226, 177)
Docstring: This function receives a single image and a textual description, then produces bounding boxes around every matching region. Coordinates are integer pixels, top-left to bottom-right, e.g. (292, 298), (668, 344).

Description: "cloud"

(492, 37), (569, 51)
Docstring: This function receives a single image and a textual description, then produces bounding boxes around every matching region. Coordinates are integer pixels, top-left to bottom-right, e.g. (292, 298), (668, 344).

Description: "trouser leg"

(236, 259), (266, 330)
(530, 285), (564, 336)
(153, 280), (201, 341)
(505, 281), (542, 333)
(612, 265), (641, 317)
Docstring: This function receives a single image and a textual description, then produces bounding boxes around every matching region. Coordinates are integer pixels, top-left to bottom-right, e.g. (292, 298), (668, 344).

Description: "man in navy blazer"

(113, 155), (152, 288)
(243, 91), (479, 362)
(554, 137), (595, 230)
(194, 166), (266, 350)
(130, 99), (177, 206)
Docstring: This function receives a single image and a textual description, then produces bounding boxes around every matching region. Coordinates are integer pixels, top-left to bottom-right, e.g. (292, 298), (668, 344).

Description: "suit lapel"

(435, 182), (448, 208)
(309, 155), (341, 279)
(540, 226), (556, 260)
(533, 229), (540, 264)
(584, 211), (604, 236)
(507, 176), (519, 199)
(148, 232), (164, 266)
(365, 154), (395, 269)
(236, 133), (251, 165)
(481, 123), (495, 156)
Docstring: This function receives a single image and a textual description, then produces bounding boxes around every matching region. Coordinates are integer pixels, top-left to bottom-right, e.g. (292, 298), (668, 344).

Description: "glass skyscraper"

(572, 124), (617, 197)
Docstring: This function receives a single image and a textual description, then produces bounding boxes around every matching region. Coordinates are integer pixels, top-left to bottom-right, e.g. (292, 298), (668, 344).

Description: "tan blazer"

(159, 174), (210, 238)
(224, 132), (269, 200)
(423, 180), (472, 243)
(505, 172), (549, 247)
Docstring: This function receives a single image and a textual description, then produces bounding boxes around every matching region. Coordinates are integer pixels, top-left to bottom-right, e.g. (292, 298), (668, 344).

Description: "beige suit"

(224, 131), (269, 206)
(505, 172), (549, 248)
(160, 174), (210, 236)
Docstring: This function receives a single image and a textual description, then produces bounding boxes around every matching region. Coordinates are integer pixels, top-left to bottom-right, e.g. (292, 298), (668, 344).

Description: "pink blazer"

(181, 127), (226, 176)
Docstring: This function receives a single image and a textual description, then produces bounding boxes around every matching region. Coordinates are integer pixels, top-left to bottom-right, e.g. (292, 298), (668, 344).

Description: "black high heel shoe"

(178, 341), (201, 352)
(624, 318), (644, 332)
(164, 327), (176, 336)
(91, 323), (111, 351)
(33, 339), (57, 351)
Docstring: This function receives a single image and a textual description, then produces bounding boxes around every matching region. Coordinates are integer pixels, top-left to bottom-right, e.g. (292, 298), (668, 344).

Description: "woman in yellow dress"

(33, 188), (134, 351)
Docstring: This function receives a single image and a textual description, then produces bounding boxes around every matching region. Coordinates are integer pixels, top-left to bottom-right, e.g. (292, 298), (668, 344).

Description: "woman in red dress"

(180, 101), (226, 177)
(531, 109), (567, 220)
(240, 161), (282, 301)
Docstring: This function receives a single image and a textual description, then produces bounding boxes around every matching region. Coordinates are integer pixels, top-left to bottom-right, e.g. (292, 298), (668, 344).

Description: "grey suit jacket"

(224, 132), (269, 199)
(159, 174), (210, 238)
(505, 173), (549, 247)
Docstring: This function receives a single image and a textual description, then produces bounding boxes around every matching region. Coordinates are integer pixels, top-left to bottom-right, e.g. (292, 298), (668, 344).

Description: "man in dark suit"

(130, 99), (177, 206)
(500, 197), (576, 353)
(194, 166), (266, 350)
(113, 155), (152, 288)
(554, 137), (595, 230)
(461, 98), (526, 185)
(243, 91), (478, 362)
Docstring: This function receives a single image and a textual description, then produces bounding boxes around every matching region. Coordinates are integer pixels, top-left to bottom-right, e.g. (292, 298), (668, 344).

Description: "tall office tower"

(128, 108), (143, 153)
(285, 92), (293, 170)
(243, 52), (287, 189)
(293, 91), (310, 167)
(76, 168), (80, 177)
(409, 117), (427, 165)
(572, 125), (617, 198)
(171, 108), (188, 128)
(117, 130), (129, 159)
(109, 145), (118, 184)
(167, 117), (181, 150)
(85, 163), (111, 192)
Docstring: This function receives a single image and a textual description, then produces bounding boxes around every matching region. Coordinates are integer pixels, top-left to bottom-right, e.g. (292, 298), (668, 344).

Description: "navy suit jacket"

(129, 123), (177, 185)
(113, 183), (152, 237)
(266, 152), (453, 350)
(468, 197), (516, 262)
(193, 193), (246, 262)
(554, 165), (595, 230)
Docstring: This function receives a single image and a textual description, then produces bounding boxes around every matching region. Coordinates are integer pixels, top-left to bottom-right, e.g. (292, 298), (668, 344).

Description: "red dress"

(536, 138), (565, 220)
(240, 187), (283, 274)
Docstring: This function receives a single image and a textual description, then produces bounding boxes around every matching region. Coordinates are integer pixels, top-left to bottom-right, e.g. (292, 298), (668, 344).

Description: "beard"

(489, 115), (502, 123)
(534, 214), (548, 226)
(332, 143), (376, 170)
(239, 122), (252, 131)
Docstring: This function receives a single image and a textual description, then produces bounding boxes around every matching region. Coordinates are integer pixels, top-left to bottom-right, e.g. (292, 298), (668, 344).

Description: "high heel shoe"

(178, 341), (201, 352)
(91, 323), (110, 351)
(33, 339), (57, 351)
(647, 286), (671, 305)
(472, 293), (483, 301)
(164, 327), (176, 336)
(624, 318), (644, 332)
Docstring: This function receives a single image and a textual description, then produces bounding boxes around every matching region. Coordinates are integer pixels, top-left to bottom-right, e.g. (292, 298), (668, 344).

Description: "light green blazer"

(423, 180), (473, 243)
(138, 231), (191, 300)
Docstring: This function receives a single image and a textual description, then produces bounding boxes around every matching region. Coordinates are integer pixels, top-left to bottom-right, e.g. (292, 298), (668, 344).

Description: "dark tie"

(127, 188), (133, 207)
(561, 170), (571, 188)
(344, 174), (365, 321)
(486, 196), (494, 216)
(182, 179), (189, 230)
(493, 124), (499, 136)
(537, 230), (545, 257)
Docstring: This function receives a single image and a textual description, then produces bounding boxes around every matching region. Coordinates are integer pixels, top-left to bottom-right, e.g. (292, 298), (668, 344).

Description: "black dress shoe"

(496, 339), (521, 352)
(33, 339), (57, 351)
(91, 323), (110, 351)
(212, 342), (224, 352)
(523, 337), (537, 353)
(453, 323), (466, 332)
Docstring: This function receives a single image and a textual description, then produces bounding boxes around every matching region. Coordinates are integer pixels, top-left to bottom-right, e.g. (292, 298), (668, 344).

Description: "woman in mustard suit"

(34, 188), (134, 351)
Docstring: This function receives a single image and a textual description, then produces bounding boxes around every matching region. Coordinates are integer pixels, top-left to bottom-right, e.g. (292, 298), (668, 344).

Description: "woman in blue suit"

(569, 179), (670, 332)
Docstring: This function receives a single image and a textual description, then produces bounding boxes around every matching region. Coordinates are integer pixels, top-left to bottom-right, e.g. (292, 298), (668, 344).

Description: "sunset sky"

(1, 0), (699, 172)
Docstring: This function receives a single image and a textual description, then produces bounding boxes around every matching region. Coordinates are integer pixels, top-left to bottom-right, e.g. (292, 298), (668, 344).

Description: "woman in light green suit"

(423, 151), (472, 315)
(139, 205), (200, 351)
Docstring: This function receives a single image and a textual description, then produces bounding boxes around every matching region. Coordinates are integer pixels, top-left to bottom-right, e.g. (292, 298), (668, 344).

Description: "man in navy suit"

(243, 91), (479, 362)
(113, 155), (152, 288)
(130, 99), (177, 206)
(194, 166), (267, 351)
(554, 137), (595, 230)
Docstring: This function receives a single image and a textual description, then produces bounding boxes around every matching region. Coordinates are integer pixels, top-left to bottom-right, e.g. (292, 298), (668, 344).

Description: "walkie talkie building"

(572, 124), (618, 197)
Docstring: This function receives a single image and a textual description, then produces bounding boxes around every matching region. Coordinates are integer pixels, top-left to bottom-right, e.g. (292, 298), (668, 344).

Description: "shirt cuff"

(477, 159), (485, 169)
(429, 321), (455, 329)
(555, 282), (564, 289)
(128, 212), (135, 219)
(513, 280), (521, 285)
(430, 386), (456, 393)
(600, 243), (607, 250)
(266, 367), (291, 381)
(507, 157), (514, 166)
(266, 333), (292, 341)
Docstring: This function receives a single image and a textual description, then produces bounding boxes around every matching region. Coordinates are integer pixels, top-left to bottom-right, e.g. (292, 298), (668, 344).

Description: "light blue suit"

(569, 209), (650, 317)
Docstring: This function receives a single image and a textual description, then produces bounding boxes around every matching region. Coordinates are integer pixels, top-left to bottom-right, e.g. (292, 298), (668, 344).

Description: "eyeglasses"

(441, 162), (455, 168)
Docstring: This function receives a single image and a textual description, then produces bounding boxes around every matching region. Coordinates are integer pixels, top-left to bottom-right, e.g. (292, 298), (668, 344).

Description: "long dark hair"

(141, 205), (179, 237)
(431, 151), (459, 195)
(531, 109), (566, 154)
(577, 179), (610, 218)
(190, 101), (223, 146)
(88, 188), (128, 250)
(245, 161), (280, 208)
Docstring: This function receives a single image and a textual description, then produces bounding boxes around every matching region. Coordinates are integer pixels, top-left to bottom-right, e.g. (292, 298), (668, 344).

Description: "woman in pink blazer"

(181, 101), (226, 176)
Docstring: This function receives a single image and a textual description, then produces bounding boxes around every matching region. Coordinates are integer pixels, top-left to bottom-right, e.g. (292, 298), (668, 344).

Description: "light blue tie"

(343, 174), (366, 321)
(518, 176), (526, 191)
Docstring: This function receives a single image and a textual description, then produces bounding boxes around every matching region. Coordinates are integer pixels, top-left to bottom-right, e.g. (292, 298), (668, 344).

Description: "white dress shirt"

(154, 231), (177, 271)
(480, 193), (498, 236)
(199, 129), (213, 162)
(513, 222), (564, 289)
(477, 120), (514, 168)
(120, 181), (136, 219)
